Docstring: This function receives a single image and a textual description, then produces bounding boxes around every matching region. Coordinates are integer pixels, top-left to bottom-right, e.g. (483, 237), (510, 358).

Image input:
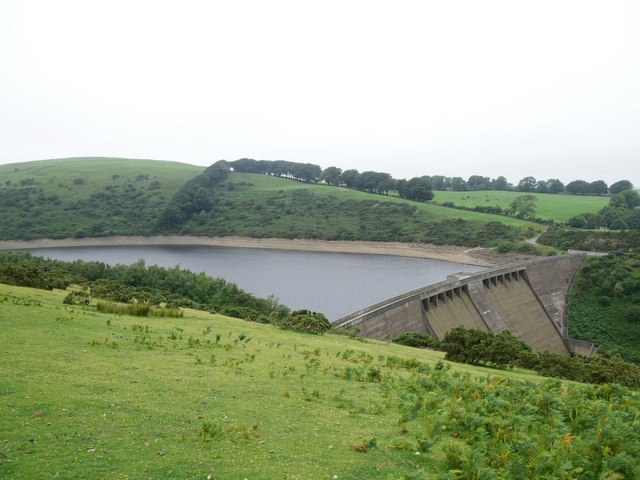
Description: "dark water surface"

(21, 246), (484, 320)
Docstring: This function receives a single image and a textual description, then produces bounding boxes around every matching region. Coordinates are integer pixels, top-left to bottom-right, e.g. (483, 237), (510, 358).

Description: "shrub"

(392, 332), (441, 350)
(567, 215), (587, 228)
(441, 326), (531, 369)
(218, 306), (268, 324)
(63, 288), (92, 305)
(281, 310), (331, 334)
(625, 305), (640, 323)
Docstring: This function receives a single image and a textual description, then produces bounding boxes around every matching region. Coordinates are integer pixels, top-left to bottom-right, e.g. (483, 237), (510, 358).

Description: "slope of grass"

(229, 173), (542, 227)
(1, 158), (544, 245)
(2, 284), (639, 479)
(433, 190), (609, 222)
(168, 172), (541, 246)
(0, 157), (204, 240)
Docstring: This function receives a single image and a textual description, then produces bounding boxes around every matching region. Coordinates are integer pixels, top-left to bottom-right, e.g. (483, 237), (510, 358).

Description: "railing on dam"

(334, 259), (542, 329)
(334, 253), (597, 357)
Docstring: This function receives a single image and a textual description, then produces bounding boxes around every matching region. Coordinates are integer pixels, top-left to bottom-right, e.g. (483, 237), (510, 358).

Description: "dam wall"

(335, 253), (593, 356)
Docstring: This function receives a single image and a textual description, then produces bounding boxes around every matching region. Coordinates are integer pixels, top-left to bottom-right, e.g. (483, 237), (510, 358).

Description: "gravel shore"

(0, 235), (533, 268)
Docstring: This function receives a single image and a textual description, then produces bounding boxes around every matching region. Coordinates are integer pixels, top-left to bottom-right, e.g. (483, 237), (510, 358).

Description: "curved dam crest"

(335, 254), (596, 356)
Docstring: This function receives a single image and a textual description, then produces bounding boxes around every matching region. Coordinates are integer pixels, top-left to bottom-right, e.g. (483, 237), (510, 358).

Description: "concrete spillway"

(335, 254), (597, 356)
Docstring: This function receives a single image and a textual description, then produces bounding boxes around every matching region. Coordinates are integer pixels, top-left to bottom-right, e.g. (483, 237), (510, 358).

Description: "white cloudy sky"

(1, 0), (638, 186)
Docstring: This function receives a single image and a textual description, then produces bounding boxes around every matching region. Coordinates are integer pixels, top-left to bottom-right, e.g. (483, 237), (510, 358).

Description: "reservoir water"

(21, 246), (484, 320)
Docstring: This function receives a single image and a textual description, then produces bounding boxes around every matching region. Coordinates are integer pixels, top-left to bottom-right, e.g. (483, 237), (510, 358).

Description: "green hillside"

(433, 190), (609, 222)
(0, 157), (204, 239)
(153, 162), (543, 247)
(569, 254), (640, 364)
(0, 158), (543, 247)
(2, 283), (639, 479)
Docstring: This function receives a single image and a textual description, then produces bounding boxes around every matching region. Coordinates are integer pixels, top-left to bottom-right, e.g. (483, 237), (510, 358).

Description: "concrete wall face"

(424, 288), (488, 337)
(337, 254), (591, 356)
(358, 297), (426, 341)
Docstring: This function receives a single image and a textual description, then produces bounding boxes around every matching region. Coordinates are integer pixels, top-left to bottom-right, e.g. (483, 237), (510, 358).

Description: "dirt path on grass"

(0, 235), (534, 268)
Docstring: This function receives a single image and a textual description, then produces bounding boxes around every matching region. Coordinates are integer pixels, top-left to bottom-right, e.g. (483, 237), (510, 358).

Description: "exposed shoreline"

(0, 235), (528, 268)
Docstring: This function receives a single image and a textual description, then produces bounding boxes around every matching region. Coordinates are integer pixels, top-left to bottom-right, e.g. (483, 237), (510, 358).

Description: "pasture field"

(432, 190), (609, 222)
(1, 284), (639, 479)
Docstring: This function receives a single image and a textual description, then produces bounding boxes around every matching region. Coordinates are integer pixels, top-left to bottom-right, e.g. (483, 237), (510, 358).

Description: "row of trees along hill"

(230, 158), (434, 200)
(230, 158), (633, 196)
(428, 175), (632, 195)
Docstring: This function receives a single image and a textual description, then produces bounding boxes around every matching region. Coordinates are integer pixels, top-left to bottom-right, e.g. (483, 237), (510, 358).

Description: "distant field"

(2, 284), (639, 478)
(433, 190), (610, 222)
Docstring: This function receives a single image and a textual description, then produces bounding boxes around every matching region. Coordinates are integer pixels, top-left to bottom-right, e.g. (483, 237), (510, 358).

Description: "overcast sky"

(1, 0), (638, 187)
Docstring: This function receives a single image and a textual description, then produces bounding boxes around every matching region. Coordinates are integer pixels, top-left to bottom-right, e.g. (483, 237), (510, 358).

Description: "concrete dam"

(334, 254), (597, 356)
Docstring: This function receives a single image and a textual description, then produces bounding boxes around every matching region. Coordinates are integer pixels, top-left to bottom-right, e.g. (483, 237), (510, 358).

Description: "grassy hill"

(1, 158), (545, 247)
(0, 157), (204, 240)
(163, 171), (541, 246)
(1, 283), (639, 479)
(433, 190), (609, 222)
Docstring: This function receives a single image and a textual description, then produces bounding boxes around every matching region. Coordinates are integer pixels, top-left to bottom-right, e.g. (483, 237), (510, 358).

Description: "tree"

(321, 166), (342, 186)
(428, 175), (449, 190)
(568, 215), (587, 228)
(610, 218), (629, 230)
(516, 176), (537, 192)
(589, 180), (608, 196)
(536, 180), (549, 193)
(610, 180), (634, 195)
(398, 177), (434, 201)
(467, 175), (492, 191)
(450, 177), (468, 191)
(492, 176), (512, 191)
(341, 169), (360, 188)
(192, 187), (213, 213)
(566, 180), (591, 195)
(609, 190), (640, 209)
(547, 178), (565, 194)
(508, 194), (537, 219)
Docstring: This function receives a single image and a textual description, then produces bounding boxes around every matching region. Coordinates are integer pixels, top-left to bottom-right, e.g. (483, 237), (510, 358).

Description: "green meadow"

(432, 191), (609, 222)
(2, 284), (639, 479)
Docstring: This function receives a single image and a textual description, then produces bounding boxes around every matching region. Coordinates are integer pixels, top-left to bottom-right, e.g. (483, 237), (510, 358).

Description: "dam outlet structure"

(334, 254), (597, 356)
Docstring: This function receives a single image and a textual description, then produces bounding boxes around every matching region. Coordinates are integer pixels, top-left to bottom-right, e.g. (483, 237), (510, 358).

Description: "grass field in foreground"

(2, 286), (639, 479)
(432, 190), (609, 222)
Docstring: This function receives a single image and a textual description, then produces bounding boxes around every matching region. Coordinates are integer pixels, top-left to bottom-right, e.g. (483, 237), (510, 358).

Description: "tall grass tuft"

(96, 301), (150, 317)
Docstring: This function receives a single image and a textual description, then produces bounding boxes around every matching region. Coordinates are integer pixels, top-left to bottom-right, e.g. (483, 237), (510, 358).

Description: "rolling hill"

(0, 157), (204, 240)
(0, 157), (548, 247)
